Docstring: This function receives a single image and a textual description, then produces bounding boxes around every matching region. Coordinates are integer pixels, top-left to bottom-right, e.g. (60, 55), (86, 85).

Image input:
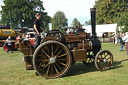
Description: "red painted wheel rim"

(4, 45), (8, 51)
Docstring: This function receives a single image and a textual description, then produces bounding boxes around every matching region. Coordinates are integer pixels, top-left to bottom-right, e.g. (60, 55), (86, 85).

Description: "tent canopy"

(83, 24), (119, 44)
(83, 24), (118, 33)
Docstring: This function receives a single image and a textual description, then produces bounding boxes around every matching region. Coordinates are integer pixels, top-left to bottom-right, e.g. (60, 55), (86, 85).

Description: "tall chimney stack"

(90, 8), (96, 40)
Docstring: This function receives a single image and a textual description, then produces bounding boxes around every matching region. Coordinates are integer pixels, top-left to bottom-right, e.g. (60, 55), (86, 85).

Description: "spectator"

(113, 34), (115, 43)
(120, 33), (125, 51)
(16, 35), (21, 42)
(117, 33), (122, 46)
(6, 36), (13, 53)
(69, 29), (73, 36)
(123, 32), (128, 55)
(87, 33), (90, 39)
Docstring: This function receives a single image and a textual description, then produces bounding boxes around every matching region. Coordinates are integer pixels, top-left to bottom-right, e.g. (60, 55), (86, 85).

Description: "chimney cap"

(90, 8), (96, 11)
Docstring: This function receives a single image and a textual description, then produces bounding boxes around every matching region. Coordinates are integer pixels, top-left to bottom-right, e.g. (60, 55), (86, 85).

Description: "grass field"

(0, 43), (128, 85)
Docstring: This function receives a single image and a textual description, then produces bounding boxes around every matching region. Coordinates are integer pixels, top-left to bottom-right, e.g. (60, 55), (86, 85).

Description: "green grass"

(0, 43), (128, 85)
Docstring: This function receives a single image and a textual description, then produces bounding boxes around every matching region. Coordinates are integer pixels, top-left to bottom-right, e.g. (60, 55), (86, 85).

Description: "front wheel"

(33, 41), (72, 79)
(95, 50), (113, 71)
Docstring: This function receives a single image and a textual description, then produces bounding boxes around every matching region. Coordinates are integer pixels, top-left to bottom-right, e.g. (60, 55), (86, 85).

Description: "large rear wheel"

(33, 41), (71, 79)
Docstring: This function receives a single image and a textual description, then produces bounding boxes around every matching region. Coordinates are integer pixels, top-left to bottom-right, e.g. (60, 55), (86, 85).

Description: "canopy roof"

(83, 24), (118, 33)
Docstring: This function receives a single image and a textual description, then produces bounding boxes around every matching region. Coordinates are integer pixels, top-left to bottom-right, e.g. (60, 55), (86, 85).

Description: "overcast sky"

(0, 0), (95, 26)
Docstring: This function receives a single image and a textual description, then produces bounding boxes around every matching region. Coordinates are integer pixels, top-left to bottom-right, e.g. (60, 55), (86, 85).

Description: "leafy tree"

(1, 0), (35, 28)
(94, 0), (114, 24)
(117, 12), (128, 33)
(85, 20), (91, 25)
(0, 0), (51, 30)
(42, 14), (52, 31)
(71, 18), (81, 27)
(94, 0), (128, 24)
(52, 10), (68, 29)
(35, 0), (45, 11)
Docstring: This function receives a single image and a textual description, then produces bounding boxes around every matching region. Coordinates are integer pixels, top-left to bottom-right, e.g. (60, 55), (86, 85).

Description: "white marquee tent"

(82, 24), (120, 43)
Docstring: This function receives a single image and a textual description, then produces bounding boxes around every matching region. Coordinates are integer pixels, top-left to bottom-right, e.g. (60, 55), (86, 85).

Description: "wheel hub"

(49, 57), (56, 64)
(103, 58), (107, 62)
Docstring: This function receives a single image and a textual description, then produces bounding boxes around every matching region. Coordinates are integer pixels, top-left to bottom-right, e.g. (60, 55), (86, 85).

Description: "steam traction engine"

(17, 8), (113, 79)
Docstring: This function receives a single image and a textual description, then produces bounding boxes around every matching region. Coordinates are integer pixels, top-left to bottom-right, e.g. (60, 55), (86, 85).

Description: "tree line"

(94, 0), (128, 33)
(0, 0), (82, 31)
(0, 0), (51, 31)
(0, 0), (127, 32)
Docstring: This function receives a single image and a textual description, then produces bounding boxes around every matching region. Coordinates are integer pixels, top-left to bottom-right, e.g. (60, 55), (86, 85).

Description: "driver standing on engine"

(33, 13), (43, 49)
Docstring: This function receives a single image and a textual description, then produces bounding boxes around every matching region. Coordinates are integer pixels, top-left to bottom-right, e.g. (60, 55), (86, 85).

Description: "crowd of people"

(118, 32), (128, 55)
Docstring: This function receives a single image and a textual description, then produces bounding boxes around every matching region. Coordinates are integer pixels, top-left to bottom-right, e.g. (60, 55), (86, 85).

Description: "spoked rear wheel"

(95, 50), (113, 71)
(33, 41), (71, 79)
